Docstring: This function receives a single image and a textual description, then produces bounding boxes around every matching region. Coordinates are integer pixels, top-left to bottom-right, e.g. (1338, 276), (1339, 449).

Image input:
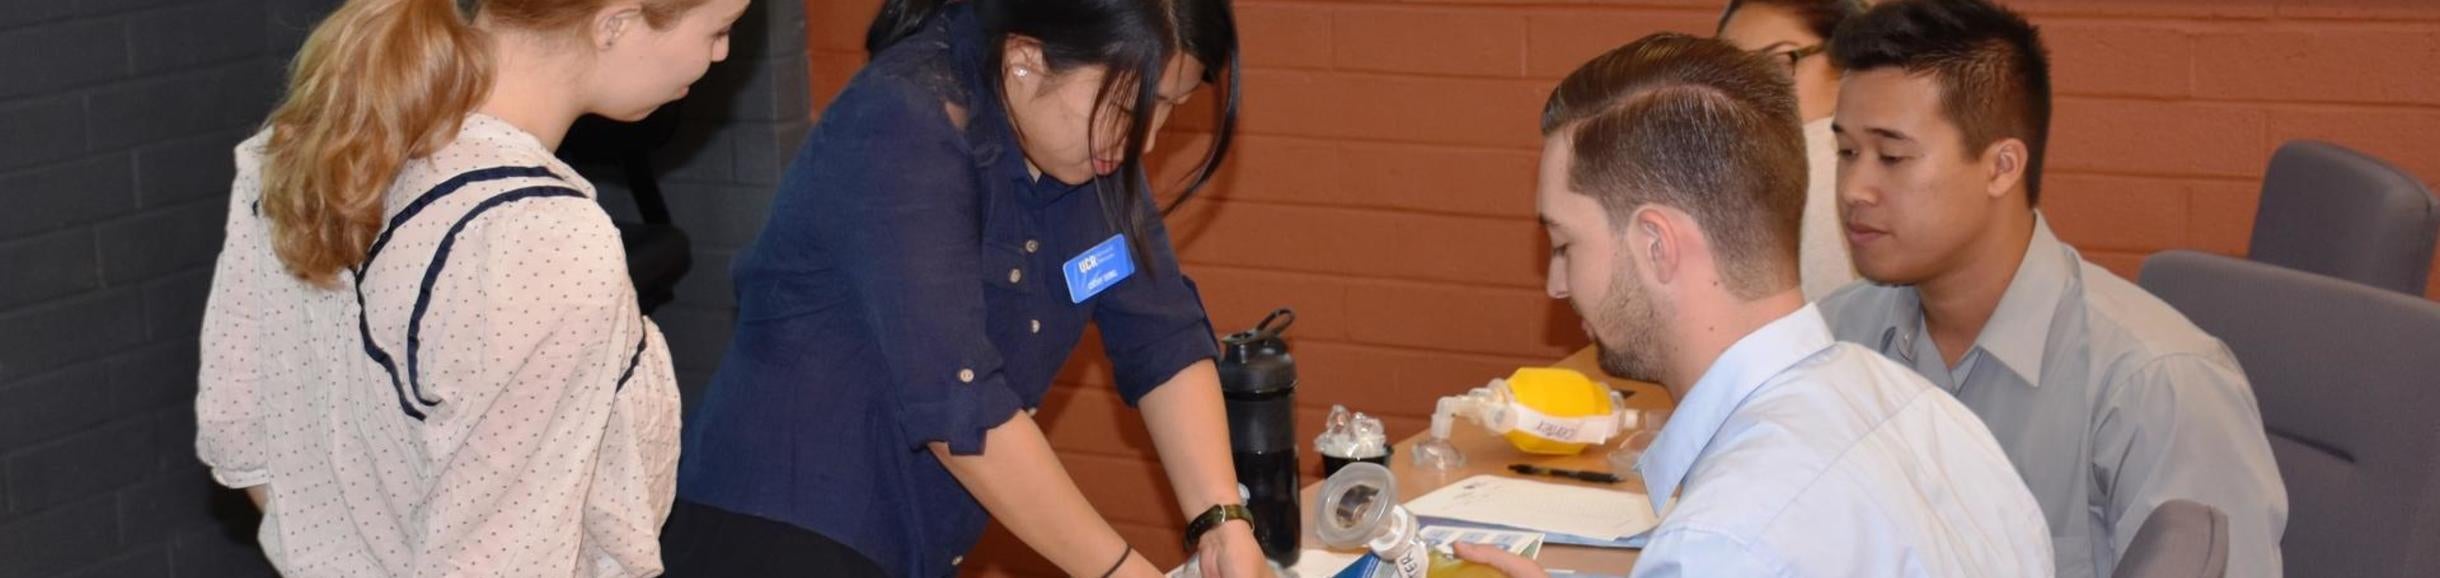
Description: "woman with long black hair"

(661, 0), (1261, 576)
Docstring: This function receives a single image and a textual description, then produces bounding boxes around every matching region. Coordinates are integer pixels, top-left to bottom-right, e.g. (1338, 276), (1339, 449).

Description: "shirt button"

(957, 369), (975, 383)
(1029, 319), (1042, 334)
(952, 556), (966, 566)
(1008, 268), (1023, 284)
(1024, 239), (1040, 254)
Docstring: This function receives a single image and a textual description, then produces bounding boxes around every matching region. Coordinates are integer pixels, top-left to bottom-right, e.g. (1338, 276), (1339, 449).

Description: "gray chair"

(2112, 500), (2230, 578)
(2139, 250), (2440, 578)
(2247, 140), (2440, 296)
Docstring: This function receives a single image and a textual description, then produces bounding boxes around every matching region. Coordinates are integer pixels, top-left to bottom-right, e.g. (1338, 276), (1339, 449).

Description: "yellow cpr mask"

(1430, 367), (1644, 455)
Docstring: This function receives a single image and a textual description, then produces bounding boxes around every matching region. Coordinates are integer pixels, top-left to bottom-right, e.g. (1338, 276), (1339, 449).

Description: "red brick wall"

(801, 1), (2440, 575)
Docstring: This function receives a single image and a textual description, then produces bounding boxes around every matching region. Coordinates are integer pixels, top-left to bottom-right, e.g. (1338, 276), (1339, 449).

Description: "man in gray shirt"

(1816, 2), (2289, 577)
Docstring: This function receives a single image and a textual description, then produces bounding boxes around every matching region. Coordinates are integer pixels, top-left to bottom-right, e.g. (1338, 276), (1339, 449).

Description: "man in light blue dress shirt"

(1818, 2), (2289, 577)
(1456, 32), (2051, 578)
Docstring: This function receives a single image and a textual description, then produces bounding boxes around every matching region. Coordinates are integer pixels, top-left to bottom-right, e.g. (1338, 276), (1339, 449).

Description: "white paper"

(1285, 549), (1364, 578)
(1167, 549), (1364, 578)
(1404, 475), (1658, 540)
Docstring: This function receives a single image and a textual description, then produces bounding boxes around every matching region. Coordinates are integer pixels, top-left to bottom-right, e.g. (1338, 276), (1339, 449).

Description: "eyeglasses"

(1753, 44), (1827, 76)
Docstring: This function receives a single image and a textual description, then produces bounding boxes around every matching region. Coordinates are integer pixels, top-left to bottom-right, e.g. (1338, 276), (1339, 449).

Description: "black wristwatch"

(1183, 504), (1255, 553)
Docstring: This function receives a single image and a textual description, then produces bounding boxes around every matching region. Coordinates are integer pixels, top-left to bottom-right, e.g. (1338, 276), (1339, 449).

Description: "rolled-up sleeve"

(2091, 352), (2289, 578)
(1091, 198), (1219, 405)
(802, 79), (1022, 454)
(581, 314), (682, 578)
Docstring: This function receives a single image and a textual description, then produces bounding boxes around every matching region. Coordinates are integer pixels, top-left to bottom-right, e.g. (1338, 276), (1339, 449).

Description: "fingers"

(1448, 542), (1551, 578)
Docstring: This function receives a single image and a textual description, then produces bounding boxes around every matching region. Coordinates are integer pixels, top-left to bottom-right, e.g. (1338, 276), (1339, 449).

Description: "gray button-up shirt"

(1818, 217), (2289, 578)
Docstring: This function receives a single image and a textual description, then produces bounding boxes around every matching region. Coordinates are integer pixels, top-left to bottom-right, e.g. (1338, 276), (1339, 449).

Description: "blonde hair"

(261, 0), (709, 286)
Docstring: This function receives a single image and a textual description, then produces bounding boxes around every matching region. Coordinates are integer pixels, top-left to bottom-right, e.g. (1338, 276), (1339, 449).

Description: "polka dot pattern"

(196, 114), (682, 577)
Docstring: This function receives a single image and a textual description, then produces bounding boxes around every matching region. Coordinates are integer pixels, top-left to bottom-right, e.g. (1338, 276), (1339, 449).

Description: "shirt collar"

(1872, 214), (2074, 388)
(460, 113), (590, 198)
(1972, 215), (2074, 387)
(1637, 304), (1838, 514)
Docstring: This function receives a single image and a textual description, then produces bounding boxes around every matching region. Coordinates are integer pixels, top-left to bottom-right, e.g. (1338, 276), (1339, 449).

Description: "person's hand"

(1451, 542), (1551, 578)
(1195, 520), (1275, 578)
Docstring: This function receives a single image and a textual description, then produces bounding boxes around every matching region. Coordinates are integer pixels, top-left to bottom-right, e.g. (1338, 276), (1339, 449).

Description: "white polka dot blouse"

(195, 114), (682, 577)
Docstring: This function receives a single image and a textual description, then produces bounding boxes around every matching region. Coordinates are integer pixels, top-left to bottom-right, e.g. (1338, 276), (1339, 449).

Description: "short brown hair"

(1831, 0), (2051, 204)
(1541, 33), (1808, 299)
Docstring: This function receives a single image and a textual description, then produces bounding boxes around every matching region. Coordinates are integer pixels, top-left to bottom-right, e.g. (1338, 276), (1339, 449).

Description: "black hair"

(1718, 0), (1867, 50)
(868, 0), (1240, 271)
(1831, 0), (2051, 204)
(1542, 33), (1809, 299)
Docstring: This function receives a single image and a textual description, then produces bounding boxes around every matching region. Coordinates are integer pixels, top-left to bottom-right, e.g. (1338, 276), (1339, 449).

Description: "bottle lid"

(1314, 462), (1400, 549)
(1218, 309), (1298, 394)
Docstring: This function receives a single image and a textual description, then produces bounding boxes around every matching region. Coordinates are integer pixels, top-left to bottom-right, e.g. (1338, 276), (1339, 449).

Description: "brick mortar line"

(0, 410), (161, 467)
(1184, 196), (1538, 222)
(1178, 261), (1549, 292)
(1242, 67), (1552, 86)
(0, 151), (118, 182)
(1219, 130), (1543, 152)
(69, 119), (268, 162)
(1202, 132), (1534, 154)
(2056, 94), (2440, 114)
(2045, 170), (2268, 184)
(2025, 12), (2440, 28)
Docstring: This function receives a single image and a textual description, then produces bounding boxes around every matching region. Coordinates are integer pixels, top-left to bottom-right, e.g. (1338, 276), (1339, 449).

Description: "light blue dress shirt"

(1629, 305), (2054, 577)
(1819, 217), (2288, 578)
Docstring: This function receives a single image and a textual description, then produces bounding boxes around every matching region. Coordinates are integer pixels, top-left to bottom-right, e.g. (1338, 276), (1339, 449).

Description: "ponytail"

(260, 0), (493, 286)
(865, 0), (946, 56)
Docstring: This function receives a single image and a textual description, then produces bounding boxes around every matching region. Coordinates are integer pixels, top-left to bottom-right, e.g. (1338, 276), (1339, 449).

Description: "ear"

(1001, 35), (1048, 92)
(1983, 137), (2029, 201)
(593, 1), (646, 51)
(1630, 207), (1684, 287)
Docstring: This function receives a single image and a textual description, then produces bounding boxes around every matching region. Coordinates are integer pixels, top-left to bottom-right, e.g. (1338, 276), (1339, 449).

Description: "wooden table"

(1294, 355), (1673, 576)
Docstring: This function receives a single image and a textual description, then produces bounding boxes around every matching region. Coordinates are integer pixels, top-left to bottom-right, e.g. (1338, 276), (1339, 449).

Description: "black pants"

(661, 500), (891, 578)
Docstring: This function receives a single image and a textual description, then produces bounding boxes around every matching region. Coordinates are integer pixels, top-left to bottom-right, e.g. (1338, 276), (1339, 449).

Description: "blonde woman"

(194, 0), (745, 574)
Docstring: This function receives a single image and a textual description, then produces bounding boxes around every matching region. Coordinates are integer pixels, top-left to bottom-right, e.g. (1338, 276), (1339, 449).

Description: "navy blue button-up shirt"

(674, 5), (1220, 577)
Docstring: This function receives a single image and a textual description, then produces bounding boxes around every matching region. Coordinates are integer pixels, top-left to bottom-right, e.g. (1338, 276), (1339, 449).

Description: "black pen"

(1508, 463), (1623, 484)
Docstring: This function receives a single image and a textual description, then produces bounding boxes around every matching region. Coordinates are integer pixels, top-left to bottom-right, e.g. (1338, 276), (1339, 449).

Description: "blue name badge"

(1062, 234), (1136, 304)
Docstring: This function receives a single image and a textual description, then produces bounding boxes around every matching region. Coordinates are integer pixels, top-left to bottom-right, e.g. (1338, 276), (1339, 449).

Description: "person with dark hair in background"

(195, 0), (747, 574)
(661, 0), (1264, 576)
(1453, 33), (2051, 578)
(1818, 1), (2288, 577)
(1716, 0), (1867, 299)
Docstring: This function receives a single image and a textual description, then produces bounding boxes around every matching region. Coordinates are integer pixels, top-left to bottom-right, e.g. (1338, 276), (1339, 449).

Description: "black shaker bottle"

(1217, 308), (1300, 566)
